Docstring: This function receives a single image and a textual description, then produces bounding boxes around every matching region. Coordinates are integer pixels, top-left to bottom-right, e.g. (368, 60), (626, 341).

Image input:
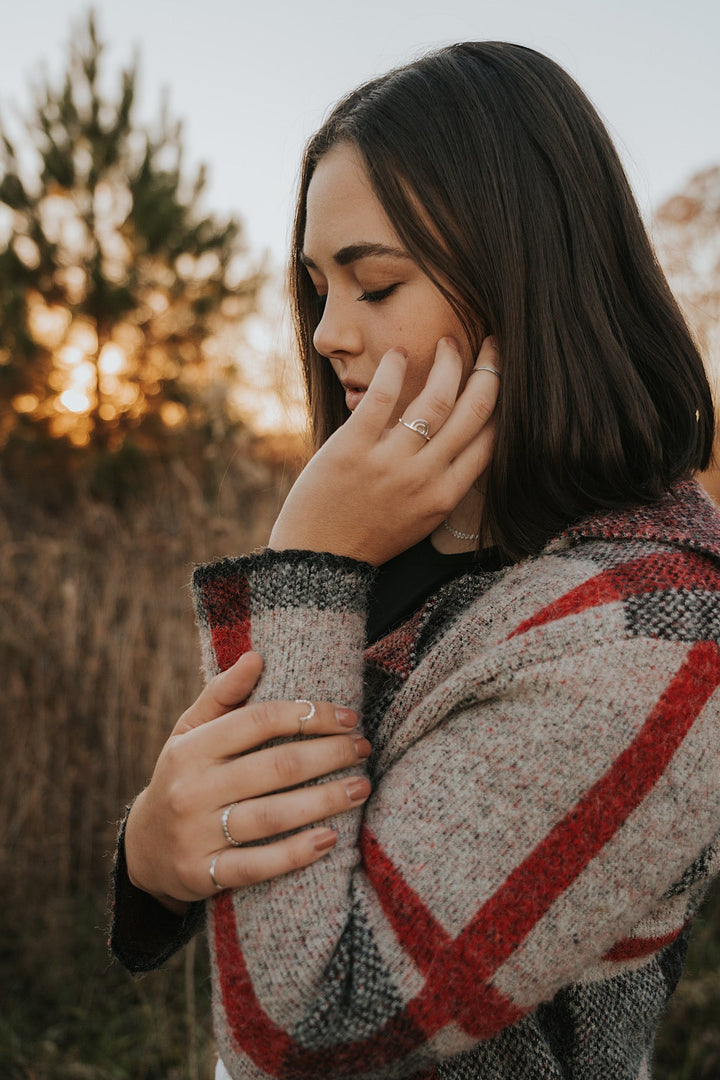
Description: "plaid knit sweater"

(112, 481), (720, 1079)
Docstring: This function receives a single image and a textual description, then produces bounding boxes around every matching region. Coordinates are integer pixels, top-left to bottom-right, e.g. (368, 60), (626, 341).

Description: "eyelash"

(312, 283), (398, 312)
(358, 284), (398, 304)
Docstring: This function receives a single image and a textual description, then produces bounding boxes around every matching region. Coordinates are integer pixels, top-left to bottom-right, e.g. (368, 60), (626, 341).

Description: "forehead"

(303, 143), (401, 256)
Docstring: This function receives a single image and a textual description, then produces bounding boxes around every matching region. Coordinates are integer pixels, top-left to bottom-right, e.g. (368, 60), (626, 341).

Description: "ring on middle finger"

(221, 802), (242, 847)
(397, 417), (432, 441)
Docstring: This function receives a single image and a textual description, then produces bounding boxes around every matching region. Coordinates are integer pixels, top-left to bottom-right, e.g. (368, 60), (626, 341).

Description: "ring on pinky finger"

(209, 854), (225, 890)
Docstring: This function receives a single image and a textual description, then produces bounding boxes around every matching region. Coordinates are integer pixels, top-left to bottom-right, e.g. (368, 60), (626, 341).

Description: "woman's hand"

(124, 652), (371, 912)
(268, 335), (500, 565)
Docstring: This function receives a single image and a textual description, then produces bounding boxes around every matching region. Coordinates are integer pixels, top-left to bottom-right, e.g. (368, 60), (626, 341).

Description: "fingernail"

(346, 777), (371, 802)
(353, 735), (372, 760)
(313, 829), (337, 853)
(335, 707), (358, 728)
(393, 346), (408, 359)
(443, 336), (459, 350)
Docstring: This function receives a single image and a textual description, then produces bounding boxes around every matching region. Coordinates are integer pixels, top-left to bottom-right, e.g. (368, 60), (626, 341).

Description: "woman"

(111, 42), (720, 1079)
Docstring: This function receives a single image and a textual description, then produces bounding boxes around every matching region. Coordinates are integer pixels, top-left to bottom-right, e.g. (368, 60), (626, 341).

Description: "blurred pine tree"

(0, 11), (264, 481)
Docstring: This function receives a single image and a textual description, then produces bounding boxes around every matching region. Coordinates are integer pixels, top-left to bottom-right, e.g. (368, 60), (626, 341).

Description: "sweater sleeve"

(193, 546), (720, 1078)
(109, 807), (206, 973)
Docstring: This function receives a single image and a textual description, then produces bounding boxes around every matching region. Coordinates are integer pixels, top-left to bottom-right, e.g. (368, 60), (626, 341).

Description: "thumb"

(173, 651), (264, 734)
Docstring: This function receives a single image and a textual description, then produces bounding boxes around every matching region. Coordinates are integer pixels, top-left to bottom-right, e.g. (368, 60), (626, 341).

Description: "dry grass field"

(0, 449), (718, 1078)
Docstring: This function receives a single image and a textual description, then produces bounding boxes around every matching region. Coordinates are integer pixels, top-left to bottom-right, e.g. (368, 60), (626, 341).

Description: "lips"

(341, 381), (368, 412)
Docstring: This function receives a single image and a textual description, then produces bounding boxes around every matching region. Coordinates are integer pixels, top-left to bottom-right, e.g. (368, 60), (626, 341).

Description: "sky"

(0, 0), (718, 273)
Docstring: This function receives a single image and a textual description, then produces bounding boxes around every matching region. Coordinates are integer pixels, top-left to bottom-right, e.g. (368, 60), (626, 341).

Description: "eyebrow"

(300, 242), (413, 269)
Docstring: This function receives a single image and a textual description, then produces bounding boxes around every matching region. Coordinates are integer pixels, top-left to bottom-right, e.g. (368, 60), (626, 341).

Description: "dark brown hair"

(290, 41), (714, 560)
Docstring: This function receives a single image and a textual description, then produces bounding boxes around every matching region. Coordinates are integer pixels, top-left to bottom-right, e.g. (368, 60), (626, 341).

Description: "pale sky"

(1, 0), (717, 272)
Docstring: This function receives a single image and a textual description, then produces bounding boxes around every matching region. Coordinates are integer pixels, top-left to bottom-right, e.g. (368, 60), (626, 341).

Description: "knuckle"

(249, 701), (274, 741)
(161, 736), (185, 772)
(436, 490), (459, 516)
(231, 859), (256, 890)
(427, 391), (454, 418)
(165, 776), (192, 818)
(470, 395), (495, 424)
(326, 777), (344, 809)
(370, 387), (395, 409)
(273, 745), (301, 786)
(248, 800), (276, 838)
(286, 838), (313, 872)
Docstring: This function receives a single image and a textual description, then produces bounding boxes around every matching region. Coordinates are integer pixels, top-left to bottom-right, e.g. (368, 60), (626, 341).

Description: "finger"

(206, 698), (359, 759)
(424, 338), (500, 463)
(223, 774), (371, 844)
(216, 731), (371, 803)
(173, 652), (264, 735)
(468, 335), (501, 380)
(350, 347), (407, 439)
(395, 336), (464, 441)
(204, 827), (339, 895)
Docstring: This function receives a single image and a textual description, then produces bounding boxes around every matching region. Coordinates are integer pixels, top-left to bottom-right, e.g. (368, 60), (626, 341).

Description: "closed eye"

(357, 284), (398, 304)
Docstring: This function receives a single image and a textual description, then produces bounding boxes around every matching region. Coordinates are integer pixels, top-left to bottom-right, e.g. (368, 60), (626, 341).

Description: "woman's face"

(302, 142), (474, 417)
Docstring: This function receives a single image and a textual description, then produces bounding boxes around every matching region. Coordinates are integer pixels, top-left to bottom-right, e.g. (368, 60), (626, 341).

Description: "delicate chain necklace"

(441, 518), (480, 542)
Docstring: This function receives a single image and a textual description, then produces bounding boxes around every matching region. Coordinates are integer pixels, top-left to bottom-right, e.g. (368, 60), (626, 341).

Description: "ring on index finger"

(295, 699), (316, 737)
(472, 365), (501, 378)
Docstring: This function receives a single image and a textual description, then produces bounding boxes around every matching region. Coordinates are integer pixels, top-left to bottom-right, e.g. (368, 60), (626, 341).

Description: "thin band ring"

(222, 803), (242, 847)
(295, 699), (316, 737)
(397, 417), (431, 441)
(472, 365), (501, 378)
(209, 854), (224, 891)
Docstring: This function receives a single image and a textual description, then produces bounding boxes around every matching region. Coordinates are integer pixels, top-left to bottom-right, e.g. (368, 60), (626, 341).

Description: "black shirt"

(366, 536), (506, 644)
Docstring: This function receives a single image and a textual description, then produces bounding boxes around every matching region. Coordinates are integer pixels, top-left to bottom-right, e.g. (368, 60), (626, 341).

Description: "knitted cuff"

(108, 808), (205, 974)
(192, 549), (376, 697)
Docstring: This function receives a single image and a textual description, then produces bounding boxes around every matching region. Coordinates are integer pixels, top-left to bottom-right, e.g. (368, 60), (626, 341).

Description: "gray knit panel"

(435, 1013), (566, 1079)
(292, 897), (404, 1050)
(625, 589), (720, 643)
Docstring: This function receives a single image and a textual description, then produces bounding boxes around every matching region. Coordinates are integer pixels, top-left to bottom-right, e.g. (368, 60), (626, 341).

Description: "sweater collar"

(554, 480), (720, 563)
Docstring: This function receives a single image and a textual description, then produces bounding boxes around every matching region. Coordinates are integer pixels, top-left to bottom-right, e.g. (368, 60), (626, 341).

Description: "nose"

(312, 292), (363, 359)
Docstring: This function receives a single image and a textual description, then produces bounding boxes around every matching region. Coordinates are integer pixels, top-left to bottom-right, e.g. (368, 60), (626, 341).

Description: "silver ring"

(472, 365), (501, 378)
(397, 417), (431, 441)
(209, 854), (224, 891)
(222, 803), (242, 847)
(295, 698), (315, 737)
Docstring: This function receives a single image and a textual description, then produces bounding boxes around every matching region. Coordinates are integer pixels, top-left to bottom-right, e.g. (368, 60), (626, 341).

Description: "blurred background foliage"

(0, 11), (297, 503)
(0, 10), (718, 1079)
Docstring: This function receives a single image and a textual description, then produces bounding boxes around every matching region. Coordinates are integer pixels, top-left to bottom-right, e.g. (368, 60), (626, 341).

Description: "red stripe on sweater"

(361, 828), (452, 972)
(509, 552), (720, 639)
(452, 641), (720, 978)
(363, 826), (525, 1040)
(213, 891), (293, 1073)
(362, 642), (720, 1032)
(212, 641), (720, 1074)
(204, 576), (252, 670)
(214, 881), (430, 1078)
(602, 925), (686, 962)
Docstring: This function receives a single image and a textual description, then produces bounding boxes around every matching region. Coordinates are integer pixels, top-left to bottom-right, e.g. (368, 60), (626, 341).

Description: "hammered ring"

(222, 803), (242, 847)
(397, 417), (431, 441)
(295, 699), (316, 737)
(209, 854), (224, 891)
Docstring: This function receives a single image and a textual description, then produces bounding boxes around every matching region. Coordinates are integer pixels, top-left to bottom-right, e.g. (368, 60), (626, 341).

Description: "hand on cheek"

(268, 336), (500, 565)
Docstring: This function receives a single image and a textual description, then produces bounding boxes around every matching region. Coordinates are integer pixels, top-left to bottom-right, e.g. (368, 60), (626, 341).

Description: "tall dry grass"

(0, 449), (292, 907)
(0, 443), (717, 1077)
(0, 445), (296, 1076)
